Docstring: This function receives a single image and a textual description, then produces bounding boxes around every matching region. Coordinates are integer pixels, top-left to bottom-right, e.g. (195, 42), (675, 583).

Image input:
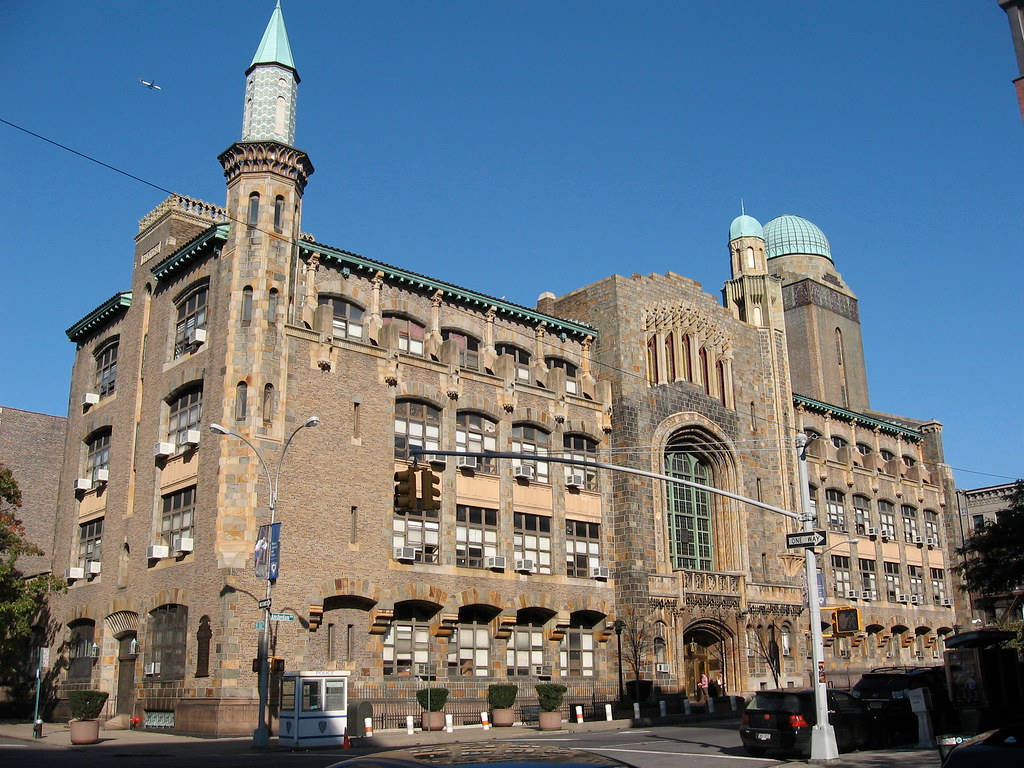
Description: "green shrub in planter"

(487, 683), (518, 709)
(68, 690), (109, 720)
(415, 687), (449, 712)
(535, 683), (566, 712)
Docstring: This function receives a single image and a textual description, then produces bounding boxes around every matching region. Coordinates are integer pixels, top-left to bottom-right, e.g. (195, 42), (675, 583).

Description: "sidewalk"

(0, 718), (943, 766)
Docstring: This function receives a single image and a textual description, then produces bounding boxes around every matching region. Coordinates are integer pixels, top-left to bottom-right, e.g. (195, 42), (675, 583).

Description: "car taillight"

(741, 713), (749, 725)
(789, 713), (810, 728)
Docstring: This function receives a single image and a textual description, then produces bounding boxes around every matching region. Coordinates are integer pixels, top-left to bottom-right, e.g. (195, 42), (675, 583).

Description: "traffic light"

(833, 607), (860, 636)
(394, 468), (417, 510)
(420, 468), (441, 511)
(270, 657), (285, 673)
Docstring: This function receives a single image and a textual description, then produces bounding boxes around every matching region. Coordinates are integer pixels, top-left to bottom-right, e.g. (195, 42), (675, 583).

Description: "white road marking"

(587, 746), (774, 762)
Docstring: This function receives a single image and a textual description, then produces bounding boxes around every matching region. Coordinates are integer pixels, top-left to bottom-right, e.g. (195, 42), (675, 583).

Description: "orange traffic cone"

(343, 732), (350, 749)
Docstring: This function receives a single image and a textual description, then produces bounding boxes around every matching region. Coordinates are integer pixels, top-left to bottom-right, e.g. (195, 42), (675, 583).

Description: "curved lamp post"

(210, 415), (320, 748)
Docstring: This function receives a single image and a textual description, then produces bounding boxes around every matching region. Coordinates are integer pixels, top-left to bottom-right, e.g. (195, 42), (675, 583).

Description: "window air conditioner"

(866, 527), (879, 538)
(82, 392), (100, 407)
(189, 327), (207, 346)
(95, 468), (109, 484)
(513, 464), (535, 481)
(566, 471), (586, 489)
(515, 558), (536, 574)
(910, 594), (922, 605)
(591, 566), (610, 580)
(394, 546), (416, 562)
(846, 589), (859, 599)
(926, 537), (938, 548)
(147, 544), (170, 560)
(896, 593), (908, 603)
(173, 536), (194, 554)
(75, 477), (92, 492)
(534, 664), (552, 677)
(456, 455), (478, 470)
(145, 662), (160, 676)
(485, 555), (506, 571)
(153, 442), (175, 458)
(861, 590), (875, 601)
(942, 598), (953, 607)
(183, 429), (201, 447)
(86, 560), (102, 575)
(912, 535), (924, 546)
(65, 567), (84, 581)
(746, 648), (755, 657)
(655, 663), (670, 674)
(881, 532), (893, 542)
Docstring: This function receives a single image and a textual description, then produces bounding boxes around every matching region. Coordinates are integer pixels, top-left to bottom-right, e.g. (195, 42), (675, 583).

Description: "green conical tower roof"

(249, 1), (296, 74)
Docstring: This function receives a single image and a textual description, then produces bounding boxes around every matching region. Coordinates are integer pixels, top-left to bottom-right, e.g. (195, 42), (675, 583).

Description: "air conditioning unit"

(566, 471), (586, 489)
(147, 544), (169, 560)
(189, 327), (207, 346)
(485, 555), (506, 571)
(942, 598), (953, 607)
(183, 429), (201, 447)
(144, 662), (161, 676)
(912, 535), (924, 546)
(591, 565), (610, 580)
(515, 558), (536, 574)
(153, 442), (175, 458)
(846, 589), (859, 599)
(95, 468), (109, 484)
(534, 664), (552, 677)
(75, 477), (92, 492)
(86, 560), (102, 575)
(910, 594), (922, 605)
(65, 567), (85, 581)
(655, 663), (670, 674)
(861, 590), (875, 601)
(746, 648), (755, 657)
(173, 536), (194, 554)
(866, 527), (879, 538)
(926, 536), (938, 548)
(839, 650), (850, 658)
(513, 464), (535, 481)
(456, 456), (478, 470)
(394, 546), (416, 562)
(881, 532), (893, 542)
(896, 593), (909, 603)
(82, 392), (100, 407)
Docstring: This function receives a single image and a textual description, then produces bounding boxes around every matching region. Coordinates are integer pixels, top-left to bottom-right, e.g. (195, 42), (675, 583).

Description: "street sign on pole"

(270, 612), (295, 622)
(786, 530), (827, 549)
(258, 598), (272, 610)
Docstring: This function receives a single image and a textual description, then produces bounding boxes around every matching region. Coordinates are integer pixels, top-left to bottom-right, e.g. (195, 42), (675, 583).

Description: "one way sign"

(786, 530), (827, 549)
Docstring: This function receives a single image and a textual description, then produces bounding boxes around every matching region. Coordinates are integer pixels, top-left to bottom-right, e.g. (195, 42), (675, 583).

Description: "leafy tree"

(957, 480), (1024, 597)
(0, 462), (65, 687)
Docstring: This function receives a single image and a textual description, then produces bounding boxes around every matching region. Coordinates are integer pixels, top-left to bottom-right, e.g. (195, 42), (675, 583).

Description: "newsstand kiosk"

(278, 671), (350, 747)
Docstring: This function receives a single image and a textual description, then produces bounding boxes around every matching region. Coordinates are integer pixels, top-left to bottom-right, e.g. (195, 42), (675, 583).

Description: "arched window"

(168, 386), (202, 446)
(147, 604), (188, 680)
(394, 400), (441, 461)
(825, 489), (846, 532)
(496, 343), (530, 381)
(318, 296), (364, 341)
(273, 195), (285, 233)
(447, 619), (491, 677)
(510, 424), (549, 483)
(441, 329), (480, 370)
(654, 634), (667, 665)
(85, 429), (111, 486)
(563, 434), (598, 491)
(902, 505), (919, 543)
(716, 360), (726, 406)
(94, 339), (119, 398)
(665, 441), (713, 571)
(852, 495), (870, 535)
(780, 624), (792, 658)
(267, 288), (279, 323)
(235, 382), (247, 421)
(834, 328), (845, 366)
(241, 286), (253, 327)
(545, 357), (579, 394)
(699, 348), (710, 395)
(456, 412), (496, 473)
(173, 284), (208, 359)
(382, 314), (426, 356)
(645, 335), (659, 384)
(195, 616), (212, 678)
(247, 192), (260, 229)
(745, 246), (755, 268)
(262, 384), (274, 423)
(67, 619), (96, 682)
(663, 333), (676, 382)
(680, 334), (692, 382)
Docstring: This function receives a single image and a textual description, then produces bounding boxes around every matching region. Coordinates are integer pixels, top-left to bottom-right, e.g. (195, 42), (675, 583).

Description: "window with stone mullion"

(148, 604), (187, 680)
(878, 501), (897, 539)
(77, 518), (103, 570)
(86, 432), (110, 484)
(393, 508), (439, 563)
(394, 400), (441, 461)
(160, 486), (195, 548)
(831, 554), (852, 596)
(558, 628), (594, 677)
(446, 624), (490, 677)
(510, 424), (549, 482)
(506, 626), (544, 676)
(883, 561), (901, 601)
(383, 621), (429, 676)
(565, 519), (600, 577)
(442, 330), (480, 370)
(562, 434), (598, 491)
(95, 341), (118, 398)
(455, 505), (498, 568)
(930, 568), (946, 604)
(173, 287), (207, 359)
(168, 388), (202, 446)
(383, 315), (425, 356)
(907, 564), (924, 597)
(852, 495), (870, 535)
(665, 451), (713, 571)
(859, 558), (877, 596)
(513, 512), (551, 573)
(456, 412), (496, 473)
(826, 490), (847, 532)
(318, 296), (364, 341)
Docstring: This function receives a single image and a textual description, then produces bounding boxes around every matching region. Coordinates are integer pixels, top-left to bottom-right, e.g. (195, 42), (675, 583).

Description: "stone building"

(46, 2), (960, 734)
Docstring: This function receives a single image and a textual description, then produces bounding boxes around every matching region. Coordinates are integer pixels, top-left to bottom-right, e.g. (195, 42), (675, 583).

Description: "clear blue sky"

(1, 1), (1021, 486)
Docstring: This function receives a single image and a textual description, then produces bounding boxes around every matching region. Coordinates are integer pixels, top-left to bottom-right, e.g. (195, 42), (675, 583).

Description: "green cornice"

(300, 240), (597, 342)
(793, 393), (922, 440)
(66, 292), (132, 345)
(151, 224), (229, 282)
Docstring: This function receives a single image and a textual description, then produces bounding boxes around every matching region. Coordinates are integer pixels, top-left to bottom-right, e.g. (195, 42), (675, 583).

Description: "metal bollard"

(684, 699), (692, 715)
(575, 705), (584, 724)
(632, 702), (640, 719)
(708, 697), (715, 713)
(481, 711), (490, 730)
(605, 703), (613, 721)
(445, 713), (454, 733)
(364, 717), (374, 737)
(406, 715), (415, 735)
(730, 696), (737, 712)
(659, 700), (667, 717)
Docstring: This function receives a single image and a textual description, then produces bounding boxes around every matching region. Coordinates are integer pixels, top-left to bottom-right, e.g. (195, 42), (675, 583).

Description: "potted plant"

(416, 687), (448, 731)
(68, 690), (109, 744)
(488, 683), (518, 727)
(535, 683), (566, 730)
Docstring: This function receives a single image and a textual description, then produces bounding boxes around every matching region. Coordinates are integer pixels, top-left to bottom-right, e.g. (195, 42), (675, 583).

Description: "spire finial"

(740, 198), (745, 216)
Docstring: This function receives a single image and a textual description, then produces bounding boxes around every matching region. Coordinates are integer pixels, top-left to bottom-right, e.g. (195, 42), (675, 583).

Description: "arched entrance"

(683, 621), (732, 699)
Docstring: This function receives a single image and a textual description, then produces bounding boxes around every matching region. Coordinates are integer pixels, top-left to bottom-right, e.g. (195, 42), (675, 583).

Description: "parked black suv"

(851, 665), (955, 745)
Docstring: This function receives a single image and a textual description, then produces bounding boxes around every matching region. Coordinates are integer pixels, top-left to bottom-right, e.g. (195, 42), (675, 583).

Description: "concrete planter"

(69, 719), (100, 744)
(421, 711), (445, 731)
(538, 711), (562, 730)
(492, 708), (515, 727)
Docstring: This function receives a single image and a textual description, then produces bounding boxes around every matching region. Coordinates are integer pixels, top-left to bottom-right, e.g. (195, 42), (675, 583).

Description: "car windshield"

(747, 693), (804, 713)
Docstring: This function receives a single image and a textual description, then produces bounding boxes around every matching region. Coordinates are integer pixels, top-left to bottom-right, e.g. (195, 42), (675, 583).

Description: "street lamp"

(613, 619), (625, 703)
(210, 415), (320, 749)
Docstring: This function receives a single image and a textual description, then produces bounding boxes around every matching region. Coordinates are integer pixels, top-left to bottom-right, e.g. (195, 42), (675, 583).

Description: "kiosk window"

(280, 678), (296, 712)
(301, 680), (321, 711)
(325, 679), (346, 711)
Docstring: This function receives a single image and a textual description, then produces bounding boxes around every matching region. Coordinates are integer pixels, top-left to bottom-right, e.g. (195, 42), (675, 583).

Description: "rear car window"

(748, 693), (804, 713)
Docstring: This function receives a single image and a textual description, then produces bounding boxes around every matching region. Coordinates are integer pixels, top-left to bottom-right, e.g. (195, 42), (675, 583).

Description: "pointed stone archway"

(682, 619), (734, 699)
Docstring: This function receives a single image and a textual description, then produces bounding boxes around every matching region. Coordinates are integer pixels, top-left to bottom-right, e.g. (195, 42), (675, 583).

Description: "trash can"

(347, 700), (373, 737)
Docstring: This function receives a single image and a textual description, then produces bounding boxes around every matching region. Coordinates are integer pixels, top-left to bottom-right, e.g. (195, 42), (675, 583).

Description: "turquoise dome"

(764, 215), (832, 261)
(729, 214), (763, 241)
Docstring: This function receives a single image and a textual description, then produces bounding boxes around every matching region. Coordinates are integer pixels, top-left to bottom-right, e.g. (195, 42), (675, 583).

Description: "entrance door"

(683, 628), (725, 699)
(116, 634), (137, 716)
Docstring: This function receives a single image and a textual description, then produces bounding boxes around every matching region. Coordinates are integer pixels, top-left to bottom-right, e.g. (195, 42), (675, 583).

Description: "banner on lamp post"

(254, 522), (281, 580)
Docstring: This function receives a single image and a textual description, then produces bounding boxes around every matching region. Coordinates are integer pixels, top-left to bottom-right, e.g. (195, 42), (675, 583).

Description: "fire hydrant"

(33, 719), (43, 738)
(129, 716), (141, 729)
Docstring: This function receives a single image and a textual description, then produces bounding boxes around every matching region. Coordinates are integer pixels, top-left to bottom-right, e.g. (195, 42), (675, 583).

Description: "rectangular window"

(506, 626), (544, 676)
(931, 568), (947, 605)
(160, 486), (195, 548)
(393, 507), (439, 563)
(559, 628), (594, 677)
(78, 518), (103, 570)
(86, 432), (111, 485)
(884, 561), (901, 602)
(382, 621), (429, 676)
(168, 388), (202, 446)
(831, 554), (852, 597)
(878, 501), (897, 539)
(565, 519), (600, 577)
(456, 413), (497, 474)
(510, 425), (549, 483)
(173, 287), (208, 359)
(68, 622), (95, 681)
(514, 512), (552, 574)
(852, 496), (870, 536)
(924, 510), (940, 542)
(902, 505), (919, 543)
(446, 624), (490, 677)
(280, 678), (296, 712)
(907, 564), (924, 597)
(563, 435), (598, 491)
(95, 342), (118, 398)
(455, 506), (498, 568)
(148, 604), (187, 680)
(858, 558), (877, 596)
(826, 490), (847, 532)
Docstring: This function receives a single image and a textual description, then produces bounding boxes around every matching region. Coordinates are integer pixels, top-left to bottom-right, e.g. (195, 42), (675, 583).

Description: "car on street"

(941, 725), (1024, 767)
(851, 665), (956, 744)
(739, 688), (875, 757)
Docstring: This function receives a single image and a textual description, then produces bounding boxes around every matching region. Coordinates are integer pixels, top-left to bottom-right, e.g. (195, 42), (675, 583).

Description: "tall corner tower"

(722, 213), (786, 331)
(763, 214), (869, 411)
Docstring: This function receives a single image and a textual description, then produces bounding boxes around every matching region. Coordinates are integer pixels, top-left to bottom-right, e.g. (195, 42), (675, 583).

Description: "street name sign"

(270, 612), (295, 622)
(786, 530), (827, 549)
